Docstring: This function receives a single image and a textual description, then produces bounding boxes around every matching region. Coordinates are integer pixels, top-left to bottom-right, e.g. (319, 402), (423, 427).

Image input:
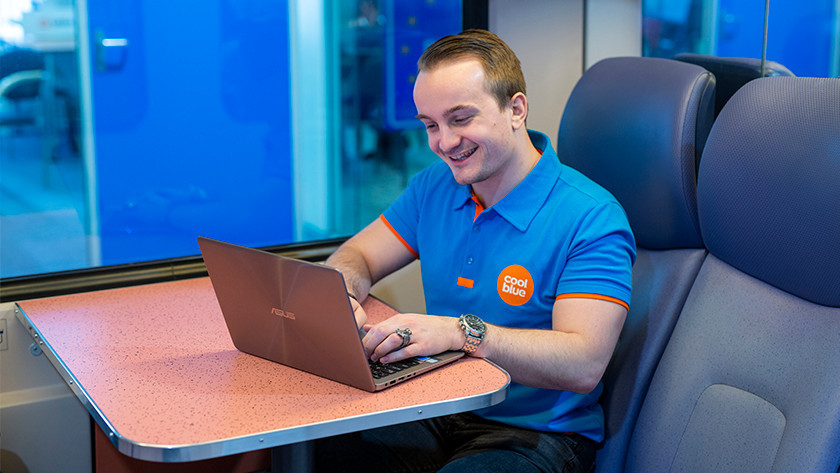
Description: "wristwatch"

(458, 314), (486, 354)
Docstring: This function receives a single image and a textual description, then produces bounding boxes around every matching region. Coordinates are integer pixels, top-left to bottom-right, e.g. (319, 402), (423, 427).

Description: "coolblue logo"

(497, 264), (534, 306)
(271, 307), (295, 320)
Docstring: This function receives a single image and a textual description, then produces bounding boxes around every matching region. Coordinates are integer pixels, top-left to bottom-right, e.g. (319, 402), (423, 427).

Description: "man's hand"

(362, 313), (463, 363)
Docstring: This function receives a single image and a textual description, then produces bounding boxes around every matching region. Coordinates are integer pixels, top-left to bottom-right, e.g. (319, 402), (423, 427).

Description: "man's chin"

(445, 161), (471, 183)
(450, 170), (475, 186)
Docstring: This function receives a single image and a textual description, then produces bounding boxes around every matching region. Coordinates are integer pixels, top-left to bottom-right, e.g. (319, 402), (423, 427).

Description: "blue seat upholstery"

(625, 77), (840, 472)
(556, 56), (714, 473)
(675, 53), (794, 118)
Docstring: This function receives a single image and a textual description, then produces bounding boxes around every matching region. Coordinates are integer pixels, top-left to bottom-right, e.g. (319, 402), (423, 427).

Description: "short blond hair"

(417, 29), (526, 110)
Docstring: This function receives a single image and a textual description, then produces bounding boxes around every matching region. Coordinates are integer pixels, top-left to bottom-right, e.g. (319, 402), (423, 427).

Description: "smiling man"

(414, 56), (540, 206)
(317, 29), (636, 473)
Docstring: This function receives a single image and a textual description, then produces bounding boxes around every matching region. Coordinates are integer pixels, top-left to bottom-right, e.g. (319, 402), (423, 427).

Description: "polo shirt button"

(466, 257), (474, 265)
(473, 225), (481, 233)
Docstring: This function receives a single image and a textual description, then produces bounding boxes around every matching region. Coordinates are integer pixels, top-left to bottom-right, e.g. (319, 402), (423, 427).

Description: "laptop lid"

(197, 237), (462, 392)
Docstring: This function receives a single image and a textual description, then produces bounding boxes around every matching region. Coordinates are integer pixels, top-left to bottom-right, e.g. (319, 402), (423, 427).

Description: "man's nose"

(439, 127), (461, 153)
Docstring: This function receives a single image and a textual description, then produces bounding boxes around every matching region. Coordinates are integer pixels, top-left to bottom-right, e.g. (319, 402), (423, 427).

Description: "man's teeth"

(451, 148), (476, 161)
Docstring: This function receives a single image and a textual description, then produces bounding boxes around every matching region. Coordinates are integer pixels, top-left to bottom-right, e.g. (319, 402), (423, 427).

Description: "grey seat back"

(557, 56), (714, 472)
(625, 77), (840, 472)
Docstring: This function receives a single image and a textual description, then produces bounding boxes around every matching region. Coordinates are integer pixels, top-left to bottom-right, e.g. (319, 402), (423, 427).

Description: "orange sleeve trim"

(457, 277), (474, 289)
(379, 215), (419, 259)
(555, 293), (629, 311)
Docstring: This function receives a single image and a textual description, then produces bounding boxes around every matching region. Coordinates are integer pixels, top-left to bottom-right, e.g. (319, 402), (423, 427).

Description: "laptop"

(197, 237), (463, 392)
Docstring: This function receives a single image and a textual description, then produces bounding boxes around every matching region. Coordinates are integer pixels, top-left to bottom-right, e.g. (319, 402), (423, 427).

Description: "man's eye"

(453, 116), (472, 125)
(425, 123), (437, 130)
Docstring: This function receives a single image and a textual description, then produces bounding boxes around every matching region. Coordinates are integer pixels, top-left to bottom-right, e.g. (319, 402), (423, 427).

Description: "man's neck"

(471, 133), (542, 208)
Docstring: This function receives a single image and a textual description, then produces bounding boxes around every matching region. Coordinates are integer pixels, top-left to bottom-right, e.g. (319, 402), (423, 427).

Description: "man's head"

(413, 30), (538, 206)
(417, 29), (526, 111)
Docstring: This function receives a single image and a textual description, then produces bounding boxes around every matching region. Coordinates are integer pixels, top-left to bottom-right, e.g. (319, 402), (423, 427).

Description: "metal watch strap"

(459, 314), (486, 354)
(462, 333), (481, 354)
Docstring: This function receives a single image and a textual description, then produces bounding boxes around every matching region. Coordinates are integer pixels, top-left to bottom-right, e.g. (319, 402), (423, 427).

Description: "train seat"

(624, 76), (840, 472)
(556, 56), (714, 473)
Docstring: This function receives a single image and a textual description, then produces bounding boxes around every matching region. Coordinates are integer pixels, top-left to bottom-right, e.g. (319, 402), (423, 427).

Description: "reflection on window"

(1, 0), (84, 278)
(334, 0), (461, 235)
(0, 0), (463, 279)
(643, 0), (840, 77)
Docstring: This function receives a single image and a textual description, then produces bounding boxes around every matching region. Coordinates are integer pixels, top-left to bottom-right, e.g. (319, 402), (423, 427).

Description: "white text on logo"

(502, 275), (529, 297)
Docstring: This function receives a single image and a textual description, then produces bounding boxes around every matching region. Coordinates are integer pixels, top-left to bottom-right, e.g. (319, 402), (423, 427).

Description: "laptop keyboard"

(369, 358), (421, 379)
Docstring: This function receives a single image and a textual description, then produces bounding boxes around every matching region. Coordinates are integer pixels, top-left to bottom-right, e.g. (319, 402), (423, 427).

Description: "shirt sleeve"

(380, 166), (433, 259)
(555, 201), (636, 309)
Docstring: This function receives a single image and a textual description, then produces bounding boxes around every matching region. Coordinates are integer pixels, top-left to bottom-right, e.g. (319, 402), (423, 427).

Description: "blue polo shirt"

(381, 130), (635, 441)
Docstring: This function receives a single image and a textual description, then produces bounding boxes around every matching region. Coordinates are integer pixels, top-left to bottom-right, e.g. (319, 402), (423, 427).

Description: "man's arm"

(474, 298), (626, 393)
(365, 297), (626, 394)
(326, 217), (417, 325)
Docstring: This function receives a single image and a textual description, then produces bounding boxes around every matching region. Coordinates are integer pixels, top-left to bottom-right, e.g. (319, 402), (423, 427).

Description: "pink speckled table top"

(15, 277), (509, 462)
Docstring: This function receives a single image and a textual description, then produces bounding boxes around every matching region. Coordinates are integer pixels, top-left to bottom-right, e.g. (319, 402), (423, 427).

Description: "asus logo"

(271, 307), (296, 320)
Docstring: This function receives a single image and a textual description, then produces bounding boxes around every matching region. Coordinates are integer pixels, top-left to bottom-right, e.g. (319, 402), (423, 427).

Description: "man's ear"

(509, 92), (528, 130)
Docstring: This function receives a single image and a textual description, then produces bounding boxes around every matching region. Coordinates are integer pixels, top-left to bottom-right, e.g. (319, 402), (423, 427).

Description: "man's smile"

(449, 146), (478, 162)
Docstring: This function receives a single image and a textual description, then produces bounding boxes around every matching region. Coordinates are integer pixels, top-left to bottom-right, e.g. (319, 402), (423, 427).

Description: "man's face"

(413, 58), (517, 189)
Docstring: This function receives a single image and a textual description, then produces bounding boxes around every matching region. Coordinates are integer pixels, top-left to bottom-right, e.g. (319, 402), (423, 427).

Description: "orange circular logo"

(497, 265), (534, 306)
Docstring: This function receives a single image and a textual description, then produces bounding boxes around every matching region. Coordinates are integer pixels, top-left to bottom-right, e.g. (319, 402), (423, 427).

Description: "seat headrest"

(675, 53), (795, 79)
(675, 53), (795, 118)
(557, 57), (714, 250)
(698, 77), (840, 307)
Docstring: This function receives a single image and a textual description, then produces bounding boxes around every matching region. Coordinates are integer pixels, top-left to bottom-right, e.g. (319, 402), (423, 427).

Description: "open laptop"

(197, 237), (463, 392)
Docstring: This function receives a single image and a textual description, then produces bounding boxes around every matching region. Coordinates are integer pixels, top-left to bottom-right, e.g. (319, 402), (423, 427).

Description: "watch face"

(463, 314), (486, 331)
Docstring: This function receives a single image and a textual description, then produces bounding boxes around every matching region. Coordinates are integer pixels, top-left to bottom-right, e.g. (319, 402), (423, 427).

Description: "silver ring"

(395, 328), (411, 348)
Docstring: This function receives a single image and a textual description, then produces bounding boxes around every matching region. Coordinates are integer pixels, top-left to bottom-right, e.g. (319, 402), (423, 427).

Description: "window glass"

(643, 0), (840, 77)
(325, 0), (462, 238)
(1, 0), (85, 277)
(0, 0), (462, 279)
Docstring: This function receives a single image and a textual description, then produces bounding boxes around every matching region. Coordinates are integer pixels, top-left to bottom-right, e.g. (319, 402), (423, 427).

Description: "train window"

(0, 0), (464, 282)
(643, 0), (839, 77)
